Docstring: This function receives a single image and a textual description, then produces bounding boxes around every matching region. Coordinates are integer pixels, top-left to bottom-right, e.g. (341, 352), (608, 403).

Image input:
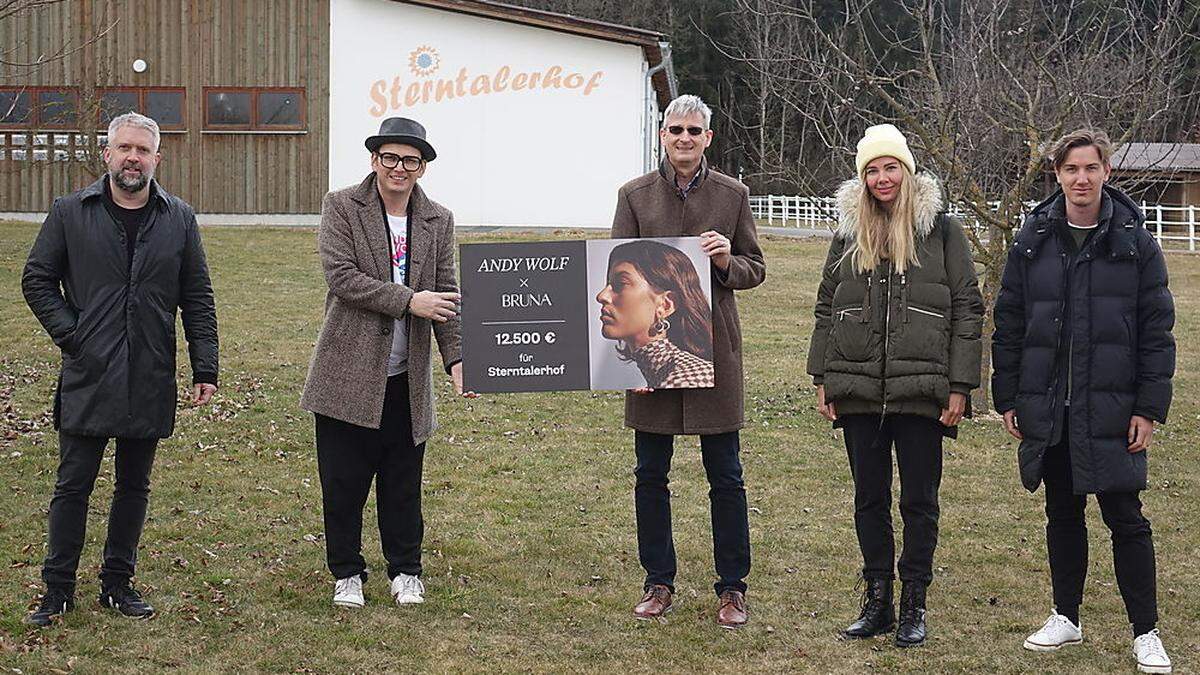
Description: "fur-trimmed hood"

(834, 172), (944, 239)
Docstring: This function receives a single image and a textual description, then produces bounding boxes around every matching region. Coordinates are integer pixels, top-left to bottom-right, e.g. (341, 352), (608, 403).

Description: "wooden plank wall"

(0, 0), (330, 214)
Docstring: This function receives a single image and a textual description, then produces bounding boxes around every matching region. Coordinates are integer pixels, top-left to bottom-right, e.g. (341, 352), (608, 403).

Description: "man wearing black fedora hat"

(302, 117), (471, 609)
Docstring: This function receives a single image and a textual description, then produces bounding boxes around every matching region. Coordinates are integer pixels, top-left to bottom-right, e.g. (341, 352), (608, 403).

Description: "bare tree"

(0, 0), (113, 69)
(718, 0), (1200, 400)
(2, 0), (120, 189)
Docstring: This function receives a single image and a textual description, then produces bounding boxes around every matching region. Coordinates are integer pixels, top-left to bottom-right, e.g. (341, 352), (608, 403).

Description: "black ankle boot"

(895, 581), (927, 647)
(842, 577), (895, 639)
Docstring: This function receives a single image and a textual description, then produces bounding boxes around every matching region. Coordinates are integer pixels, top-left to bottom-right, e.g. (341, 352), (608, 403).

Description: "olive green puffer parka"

(807, 173), (984, 422)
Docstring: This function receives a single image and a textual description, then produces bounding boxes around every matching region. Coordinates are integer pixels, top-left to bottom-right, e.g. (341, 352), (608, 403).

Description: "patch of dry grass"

(0, 223), (1196, 673)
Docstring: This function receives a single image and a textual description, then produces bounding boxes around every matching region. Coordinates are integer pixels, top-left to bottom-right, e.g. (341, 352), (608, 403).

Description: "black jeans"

(634, 430), (750, 596)
(41, 432), (158, 592)
(315, 374), (425, 582)
(1043, 416), (1157, 629)
(841, 414), (943, 585)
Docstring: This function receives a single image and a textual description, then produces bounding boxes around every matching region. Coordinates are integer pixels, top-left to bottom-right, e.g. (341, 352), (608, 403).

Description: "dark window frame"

(97, 86), (187, 131)
(0, 86), (82, 130)
(203, 86), (306, 132)
(0, 88), (33, 128)
(141, 87), (187, 130)
(96, 87), (141, 127)
(34, 87), (79, 130)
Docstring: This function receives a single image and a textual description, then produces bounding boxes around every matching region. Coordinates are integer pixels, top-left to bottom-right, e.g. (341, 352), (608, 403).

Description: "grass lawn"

(0, 222), (1197, 673)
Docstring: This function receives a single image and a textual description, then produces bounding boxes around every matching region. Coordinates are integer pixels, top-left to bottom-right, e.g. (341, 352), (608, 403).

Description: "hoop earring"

(651, 318), (671, 336)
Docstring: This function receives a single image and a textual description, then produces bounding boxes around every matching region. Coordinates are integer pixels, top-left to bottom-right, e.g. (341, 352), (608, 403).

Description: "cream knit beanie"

(855, 124), (916, 176)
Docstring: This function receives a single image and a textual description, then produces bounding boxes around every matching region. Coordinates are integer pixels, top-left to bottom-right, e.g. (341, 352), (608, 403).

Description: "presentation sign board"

(461, 237), (715, 393)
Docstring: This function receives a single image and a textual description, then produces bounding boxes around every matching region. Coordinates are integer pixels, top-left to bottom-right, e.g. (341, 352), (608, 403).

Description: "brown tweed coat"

(611, 160), (766, 435)
(300, 173), (461, 445)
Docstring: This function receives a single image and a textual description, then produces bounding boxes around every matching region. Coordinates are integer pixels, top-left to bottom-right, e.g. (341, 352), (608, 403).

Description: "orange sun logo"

(409, 46), (440, 77)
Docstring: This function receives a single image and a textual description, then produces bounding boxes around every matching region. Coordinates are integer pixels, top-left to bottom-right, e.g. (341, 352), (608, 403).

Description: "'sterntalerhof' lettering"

(370, 66), (605, 117)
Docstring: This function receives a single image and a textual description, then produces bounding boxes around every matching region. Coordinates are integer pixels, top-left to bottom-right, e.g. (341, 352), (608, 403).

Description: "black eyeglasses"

(376, 152), (423, 171)
(666, 125), (705, 136)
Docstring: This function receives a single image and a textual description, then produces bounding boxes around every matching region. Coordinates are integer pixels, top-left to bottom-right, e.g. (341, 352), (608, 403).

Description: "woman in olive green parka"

(807, 124), (984, 648)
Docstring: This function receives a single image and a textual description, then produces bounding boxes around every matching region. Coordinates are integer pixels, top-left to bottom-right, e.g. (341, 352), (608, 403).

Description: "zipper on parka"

(881, 263), (891, 419)
(1047, 248), (1069, 442)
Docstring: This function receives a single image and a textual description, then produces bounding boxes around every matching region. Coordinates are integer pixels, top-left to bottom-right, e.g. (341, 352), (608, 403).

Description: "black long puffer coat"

(992, 186), (1175, 494)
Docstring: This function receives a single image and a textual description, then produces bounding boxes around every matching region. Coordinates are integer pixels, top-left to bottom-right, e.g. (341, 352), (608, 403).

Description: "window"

(256, 90), (302, 128)
(205, 89), (252, 128)
(204, 87), (305, 131)
(38, 89), (78, 128)
(99, 89), (139, 123)
(0, 87), (79, 129)
(98, 87), (185, 130)
(145, 89), (185, 128)
(0, 90), (31, 126)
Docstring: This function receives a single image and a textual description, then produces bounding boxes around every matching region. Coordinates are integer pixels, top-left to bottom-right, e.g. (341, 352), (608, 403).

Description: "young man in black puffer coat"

(992, 128), (1175, 674)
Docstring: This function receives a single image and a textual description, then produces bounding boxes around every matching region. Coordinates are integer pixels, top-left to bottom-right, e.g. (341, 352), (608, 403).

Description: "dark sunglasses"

(376, 152), (423, 171)
(666, 125), (706, 136)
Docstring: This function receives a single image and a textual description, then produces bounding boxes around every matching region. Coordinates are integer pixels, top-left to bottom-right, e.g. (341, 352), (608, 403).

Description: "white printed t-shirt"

(387, 213), (410, 376)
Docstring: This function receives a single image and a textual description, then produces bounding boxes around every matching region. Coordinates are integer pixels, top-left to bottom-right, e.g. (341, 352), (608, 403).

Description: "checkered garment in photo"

(632, 338), (715, 389)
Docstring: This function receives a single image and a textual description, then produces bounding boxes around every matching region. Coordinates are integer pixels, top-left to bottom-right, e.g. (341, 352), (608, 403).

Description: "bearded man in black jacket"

(21, 112), (219, 626)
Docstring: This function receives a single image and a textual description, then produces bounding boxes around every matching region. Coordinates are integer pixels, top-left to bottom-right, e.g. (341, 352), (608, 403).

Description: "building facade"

(0, 0), (675, 226)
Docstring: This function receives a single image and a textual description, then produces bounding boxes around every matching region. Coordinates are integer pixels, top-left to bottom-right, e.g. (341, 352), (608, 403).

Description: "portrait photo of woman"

(590, 238), (715, 390)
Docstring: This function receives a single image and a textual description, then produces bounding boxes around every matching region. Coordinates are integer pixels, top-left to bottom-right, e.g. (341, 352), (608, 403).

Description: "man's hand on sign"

(450, 362), (478, 398)
(409, 291), (460, 322)
(700, 230), (732, 271)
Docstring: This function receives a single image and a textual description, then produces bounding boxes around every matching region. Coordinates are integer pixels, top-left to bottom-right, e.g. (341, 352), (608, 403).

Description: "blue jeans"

(634, 430), (750, 596)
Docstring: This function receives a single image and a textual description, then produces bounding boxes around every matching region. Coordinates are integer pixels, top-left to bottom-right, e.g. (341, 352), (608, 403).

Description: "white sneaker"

(1133, 629), (1172, 674)
(1023, 611), (1083, 651)
(333, 575), (364, 609)
(390, 573), (425, 605)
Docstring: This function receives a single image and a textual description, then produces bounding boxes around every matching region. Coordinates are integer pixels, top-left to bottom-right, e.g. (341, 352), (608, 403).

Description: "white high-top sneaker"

(390, 573), (425, 605)
(1133, 629), (1172, 674)
(333, 575), (365, 609)
(1023, 611), (1083, 651)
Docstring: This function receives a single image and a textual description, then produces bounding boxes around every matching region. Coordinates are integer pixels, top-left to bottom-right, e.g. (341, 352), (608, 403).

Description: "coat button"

(382, 327), (391, 336)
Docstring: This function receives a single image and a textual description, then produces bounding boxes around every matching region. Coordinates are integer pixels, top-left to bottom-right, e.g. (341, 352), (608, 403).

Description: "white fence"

(750, 195), (1200, 251)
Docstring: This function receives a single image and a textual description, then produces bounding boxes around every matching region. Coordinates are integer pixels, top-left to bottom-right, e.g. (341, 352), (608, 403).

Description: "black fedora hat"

(364, 117), (437, 161)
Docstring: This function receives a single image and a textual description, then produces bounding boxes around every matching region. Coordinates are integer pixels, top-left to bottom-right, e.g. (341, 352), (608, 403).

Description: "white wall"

(329, 0), (650, 227)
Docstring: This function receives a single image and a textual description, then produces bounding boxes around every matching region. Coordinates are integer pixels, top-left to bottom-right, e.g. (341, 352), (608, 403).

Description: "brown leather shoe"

(633, 584), (673, 619)
(717, 590), (748, 629)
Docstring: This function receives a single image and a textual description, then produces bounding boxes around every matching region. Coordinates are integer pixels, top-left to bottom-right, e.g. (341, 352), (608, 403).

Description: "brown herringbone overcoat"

(301, 174), (461, 444)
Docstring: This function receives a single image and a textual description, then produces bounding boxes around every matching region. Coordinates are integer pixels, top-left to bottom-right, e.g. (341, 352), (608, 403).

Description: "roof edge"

(396, 0), (665, 46)
(393, 0), (676, 112)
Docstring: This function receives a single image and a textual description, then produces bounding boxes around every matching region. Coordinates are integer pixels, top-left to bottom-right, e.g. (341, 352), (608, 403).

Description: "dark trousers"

(634, 430), (750, 596)
(841, 414), (943, 585)
(1043, 417), (1158, 629)
(315, 374), (425, 582)
(41, 432), (158, 592)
